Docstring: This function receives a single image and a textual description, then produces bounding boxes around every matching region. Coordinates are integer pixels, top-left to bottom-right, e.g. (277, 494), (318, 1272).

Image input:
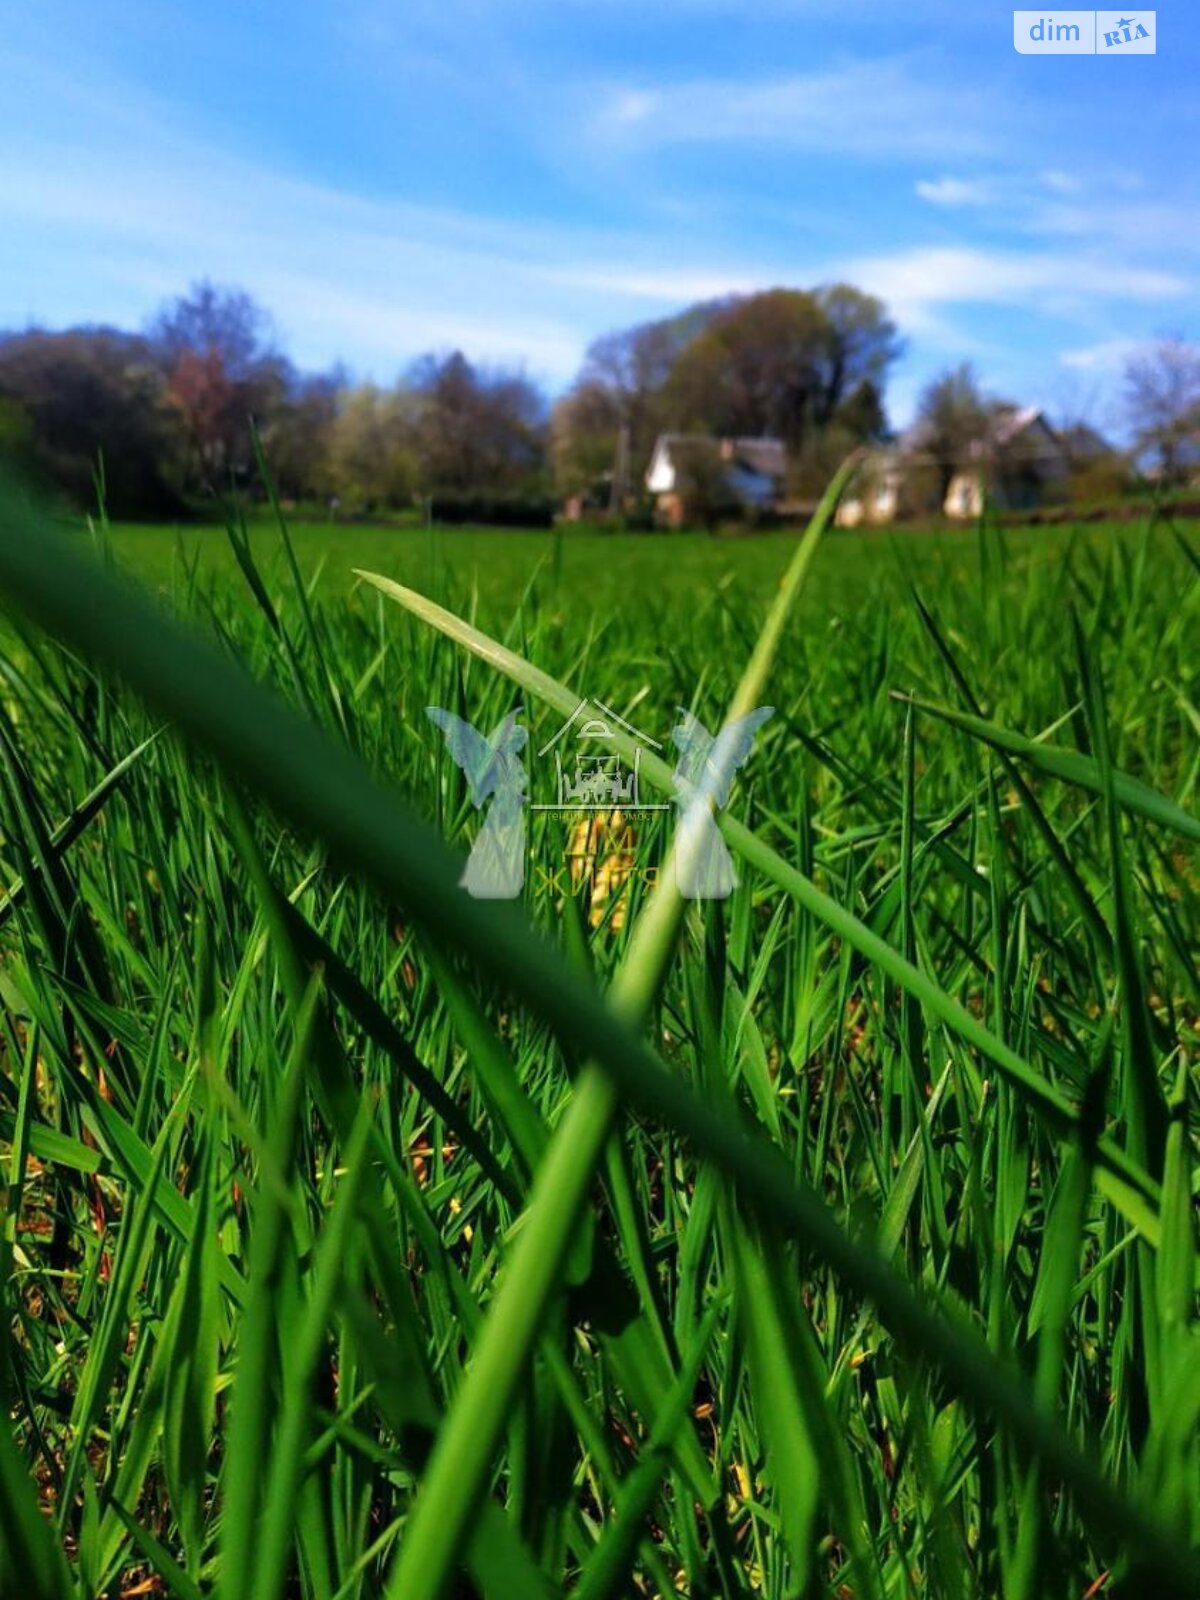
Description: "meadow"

(0, 483), (1196, 1599)
(96, 510), (1179, 614)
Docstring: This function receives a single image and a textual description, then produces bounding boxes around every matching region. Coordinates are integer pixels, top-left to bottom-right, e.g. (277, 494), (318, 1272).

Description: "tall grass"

(0, 473), (1195, 1599)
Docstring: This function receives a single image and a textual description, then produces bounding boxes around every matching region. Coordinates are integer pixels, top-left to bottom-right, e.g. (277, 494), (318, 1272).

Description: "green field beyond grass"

(103, 512), (1187, 621)
(0, 495), (1196, 1598)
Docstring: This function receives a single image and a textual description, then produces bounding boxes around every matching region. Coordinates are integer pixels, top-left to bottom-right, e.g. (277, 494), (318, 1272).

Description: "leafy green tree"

(550, 379), (621, 498)
(327, 384), (417, 512)
(0, 327), (182, 515)
(258, 366), (343, 505)
(814, 284), (902, 427)
(558, 286), (900, 501)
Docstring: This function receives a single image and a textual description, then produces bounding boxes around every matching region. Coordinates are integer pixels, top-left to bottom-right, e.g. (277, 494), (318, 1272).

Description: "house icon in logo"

(534, 698), (670, 813)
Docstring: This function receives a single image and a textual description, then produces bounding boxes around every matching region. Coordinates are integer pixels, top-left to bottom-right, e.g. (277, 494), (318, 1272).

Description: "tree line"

(0, 278), (1194, 521)
(0, 284), (549, 519)
(0, 280), (900, 519)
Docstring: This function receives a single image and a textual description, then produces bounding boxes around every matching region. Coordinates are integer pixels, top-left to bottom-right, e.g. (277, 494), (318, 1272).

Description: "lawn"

(104, 511), (1187, 621)
(0, 492), (1196, 1599)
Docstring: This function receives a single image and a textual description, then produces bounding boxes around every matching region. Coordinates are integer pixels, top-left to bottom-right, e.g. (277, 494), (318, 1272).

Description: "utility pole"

(609, 419), (630, 515)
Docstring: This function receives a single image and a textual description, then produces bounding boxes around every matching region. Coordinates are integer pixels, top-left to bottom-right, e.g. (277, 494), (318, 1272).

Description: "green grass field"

(0, 489), (1196, 1599)
(102, 512), (1185, 619)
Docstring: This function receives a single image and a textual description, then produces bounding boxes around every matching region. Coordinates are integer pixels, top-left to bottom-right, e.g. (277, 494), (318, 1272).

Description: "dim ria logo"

(426, 698), (772, 901)
(1013, 11), (1155, 53)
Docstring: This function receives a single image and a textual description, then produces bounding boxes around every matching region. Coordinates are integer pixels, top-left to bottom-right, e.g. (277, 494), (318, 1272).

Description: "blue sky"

(2, 3), (1195, 427)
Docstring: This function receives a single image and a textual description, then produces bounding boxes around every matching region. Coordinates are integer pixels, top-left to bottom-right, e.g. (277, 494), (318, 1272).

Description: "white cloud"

(0, 134), (602, 384)
(258, 275), (586, 377)
(837, 245), (1186, 334)
(1040, 169), (1081, 195)
(540, 266), (766, 302)
(1059, 337), (1148, 372)
(915, 177), (992, 207)
(590, 58), (996, 159)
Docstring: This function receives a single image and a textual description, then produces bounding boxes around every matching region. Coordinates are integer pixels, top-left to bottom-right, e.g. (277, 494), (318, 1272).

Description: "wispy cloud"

(1040, 169), (1082, 196)
(540, 266), (766, 302)
(1, 20), (1193, 416)
(1028, 197), (1200, 260)
(839, 244), (1186, 332)
(915, 177), (993, 207)
(0, 125), (601, 382)
(1059, 337), (1152, 372)
(590, 57), (996, 160)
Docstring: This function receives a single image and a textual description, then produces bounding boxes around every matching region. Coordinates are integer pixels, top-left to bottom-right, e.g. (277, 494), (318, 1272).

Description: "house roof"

(726, 436), (787, 478)
(987, 404), (1047, 449)
(650, 434), (723, 473)
(898, 406), (1062, 463)
(649, 433), (787, 479)
(1059, 423), (1115, 461)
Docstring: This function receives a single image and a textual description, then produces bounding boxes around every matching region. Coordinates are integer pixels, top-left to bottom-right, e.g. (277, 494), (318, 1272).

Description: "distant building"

(1058, 422), (1117, 466)
(560, 476), (612, 522)
(942, 406), (1068, 519)
(837, 406), (1074, 526)
(833, 447), (909, 527)
(645, 434), (787, 527)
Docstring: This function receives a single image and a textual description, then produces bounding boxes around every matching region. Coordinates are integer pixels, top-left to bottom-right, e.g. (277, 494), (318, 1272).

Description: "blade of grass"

(894, 692), (1200, 844)
(0, 730), (162, 930)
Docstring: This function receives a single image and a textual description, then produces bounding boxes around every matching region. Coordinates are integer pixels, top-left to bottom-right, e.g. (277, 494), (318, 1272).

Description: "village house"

(833, 447), (909, 527)
(942, 406), (1069, 518)
(837, 406), (1075, 526)
(645, 434), (787, 527)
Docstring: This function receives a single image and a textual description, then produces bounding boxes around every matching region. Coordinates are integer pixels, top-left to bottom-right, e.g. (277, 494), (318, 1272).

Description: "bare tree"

(1125, 335), (1200, 484)
(914, 363), (992, 501)
(150, 281), (279, 492)
(408, 352), (546, 494)
(579, 319), (678, 469)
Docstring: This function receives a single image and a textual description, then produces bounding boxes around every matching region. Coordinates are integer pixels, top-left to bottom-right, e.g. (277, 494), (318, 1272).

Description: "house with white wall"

(646, 434), (786, 526)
